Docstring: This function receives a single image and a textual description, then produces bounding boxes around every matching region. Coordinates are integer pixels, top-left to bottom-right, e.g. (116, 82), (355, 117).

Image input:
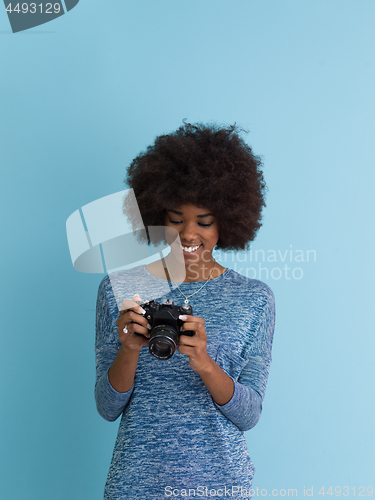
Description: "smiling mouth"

(180, 244), (202, 253)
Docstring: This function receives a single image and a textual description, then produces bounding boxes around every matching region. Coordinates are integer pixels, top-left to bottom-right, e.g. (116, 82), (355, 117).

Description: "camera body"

(136, 299), (194, 360)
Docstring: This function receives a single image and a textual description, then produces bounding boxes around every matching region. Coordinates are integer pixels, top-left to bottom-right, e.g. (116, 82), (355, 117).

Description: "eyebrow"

(167, 209), (214, 218)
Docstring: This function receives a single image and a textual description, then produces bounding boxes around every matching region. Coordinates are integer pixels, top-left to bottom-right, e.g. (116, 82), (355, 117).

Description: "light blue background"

(1, 1), (374, 499)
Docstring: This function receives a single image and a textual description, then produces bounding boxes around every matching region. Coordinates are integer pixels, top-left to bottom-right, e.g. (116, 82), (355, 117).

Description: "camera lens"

(149, 325), (178, 360)
(155, 340), (170, 351)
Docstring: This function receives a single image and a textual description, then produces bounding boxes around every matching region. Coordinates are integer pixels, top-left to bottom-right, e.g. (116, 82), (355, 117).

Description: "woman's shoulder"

(97, 265), (148, 297)
(222, 268), (275, 305)
(96, 265), (173, 309)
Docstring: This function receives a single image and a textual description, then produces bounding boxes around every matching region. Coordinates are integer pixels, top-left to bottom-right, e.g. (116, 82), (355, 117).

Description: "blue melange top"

(95, 265), (275, 500)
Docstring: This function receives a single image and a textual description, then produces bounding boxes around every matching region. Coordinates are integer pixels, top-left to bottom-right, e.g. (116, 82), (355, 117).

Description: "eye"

(168, 219), (214, 227)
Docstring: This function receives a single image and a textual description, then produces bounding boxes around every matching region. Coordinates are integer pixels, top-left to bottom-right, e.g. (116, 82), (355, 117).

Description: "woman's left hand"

(177, 314), (213, 374)
(178, 314), (235, 406)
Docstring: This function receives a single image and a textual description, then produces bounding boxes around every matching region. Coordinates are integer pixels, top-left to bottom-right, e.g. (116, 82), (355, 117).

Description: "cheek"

(208, 228), (220, 246)
(164, 226), (179, 245)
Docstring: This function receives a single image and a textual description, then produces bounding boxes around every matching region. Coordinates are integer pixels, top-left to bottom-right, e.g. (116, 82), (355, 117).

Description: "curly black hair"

(123, 122), (267, 251)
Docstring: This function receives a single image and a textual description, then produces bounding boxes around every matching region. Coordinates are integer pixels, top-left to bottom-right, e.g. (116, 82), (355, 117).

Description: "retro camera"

(136, 299), (195, 360)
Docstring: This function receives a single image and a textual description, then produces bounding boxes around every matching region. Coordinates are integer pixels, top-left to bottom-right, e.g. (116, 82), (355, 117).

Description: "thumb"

(120, 295), (143, 314)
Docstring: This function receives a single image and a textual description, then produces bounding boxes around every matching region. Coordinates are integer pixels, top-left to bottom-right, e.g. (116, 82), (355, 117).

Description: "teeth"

(181, 244), (201, 253)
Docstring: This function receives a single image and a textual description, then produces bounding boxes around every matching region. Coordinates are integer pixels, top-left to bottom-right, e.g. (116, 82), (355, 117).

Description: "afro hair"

(123, 122), (267, 251)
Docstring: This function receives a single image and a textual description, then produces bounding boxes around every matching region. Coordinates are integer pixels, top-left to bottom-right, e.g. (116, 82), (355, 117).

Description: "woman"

(95, 123), (275, 499)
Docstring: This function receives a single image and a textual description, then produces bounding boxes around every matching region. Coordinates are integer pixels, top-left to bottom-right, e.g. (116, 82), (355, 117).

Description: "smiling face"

(164, 204), (220, 267)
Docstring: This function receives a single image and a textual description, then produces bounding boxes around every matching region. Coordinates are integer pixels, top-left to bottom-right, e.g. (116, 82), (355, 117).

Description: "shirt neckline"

(142, 264), (231, 284)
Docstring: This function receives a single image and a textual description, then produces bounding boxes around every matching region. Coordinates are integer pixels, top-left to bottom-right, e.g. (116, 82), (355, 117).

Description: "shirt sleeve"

(214, 288), (275, 432)
(94, 277), (134, 422)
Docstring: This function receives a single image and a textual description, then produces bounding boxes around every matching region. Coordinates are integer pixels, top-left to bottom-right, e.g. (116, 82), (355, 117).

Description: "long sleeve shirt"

(95, 265), (275, 500)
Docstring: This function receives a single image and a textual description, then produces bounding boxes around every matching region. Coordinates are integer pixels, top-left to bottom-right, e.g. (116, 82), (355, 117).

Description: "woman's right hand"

(116, 294), (151, 352)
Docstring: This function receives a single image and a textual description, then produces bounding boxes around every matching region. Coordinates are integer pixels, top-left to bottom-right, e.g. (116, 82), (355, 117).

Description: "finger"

(179, 327), (197, 340)
(127, 322), (151, 338)
(179, 315), (201, 335)
(180, 320), (199, 329)
(117, 310), (150, 331)
(128, 310), (150, 327)
(119, 322), (150, 339)
(181, 321), (204, 334)
(179, 314), (204, 324)
(120, 299), (146, 315)
(119, 329), (149, 348)
(177, 344), (196, 355)
(178, 334), (198, 346)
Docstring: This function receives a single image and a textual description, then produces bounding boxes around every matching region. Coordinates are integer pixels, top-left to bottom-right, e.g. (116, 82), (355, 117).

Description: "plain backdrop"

(0, 1), (374, 499)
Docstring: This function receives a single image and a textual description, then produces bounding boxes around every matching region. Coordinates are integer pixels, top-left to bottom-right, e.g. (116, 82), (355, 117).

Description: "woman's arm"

(179, 337), (266, 431)
(179, 288), (275, 431)
(178, 314), (235, 405)
(194, 358), (235, 406)
(211, 293), (275, 431)
(94, 278), (133, 421)
(94, 280), (149, 422)
(95, 345), (135, 422)
(211, 354), (270, 431)
(107, 345), (140, 393)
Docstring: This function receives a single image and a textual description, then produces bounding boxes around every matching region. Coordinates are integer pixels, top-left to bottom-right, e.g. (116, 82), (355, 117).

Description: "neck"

(164, 253), (217, 283)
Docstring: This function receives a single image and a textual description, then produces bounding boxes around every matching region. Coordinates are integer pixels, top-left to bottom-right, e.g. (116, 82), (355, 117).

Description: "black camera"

(136, 299), (195, 360)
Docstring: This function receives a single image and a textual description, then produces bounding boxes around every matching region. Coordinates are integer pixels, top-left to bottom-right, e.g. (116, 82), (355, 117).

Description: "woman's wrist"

(195, 356), (235, 406)
(108, 344), (140, 393)
(194, 353), (215, 377)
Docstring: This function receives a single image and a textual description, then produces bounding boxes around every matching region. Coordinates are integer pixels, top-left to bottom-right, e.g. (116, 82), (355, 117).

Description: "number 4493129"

(319, 486), (373, 496)
(5, 3), (61, 14)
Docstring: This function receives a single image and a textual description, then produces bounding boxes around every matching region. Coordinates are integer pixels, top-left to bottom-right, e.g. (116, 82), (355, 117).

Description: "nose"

(179, 221), (198, 242)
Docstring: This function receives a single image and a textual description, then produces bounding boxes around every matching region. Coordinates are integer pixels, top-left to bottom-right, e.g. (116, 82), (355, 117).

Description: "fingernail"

(137, 307), (146, 314)
(147, 324), (151, 330)
(179, 315), (187, 321)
